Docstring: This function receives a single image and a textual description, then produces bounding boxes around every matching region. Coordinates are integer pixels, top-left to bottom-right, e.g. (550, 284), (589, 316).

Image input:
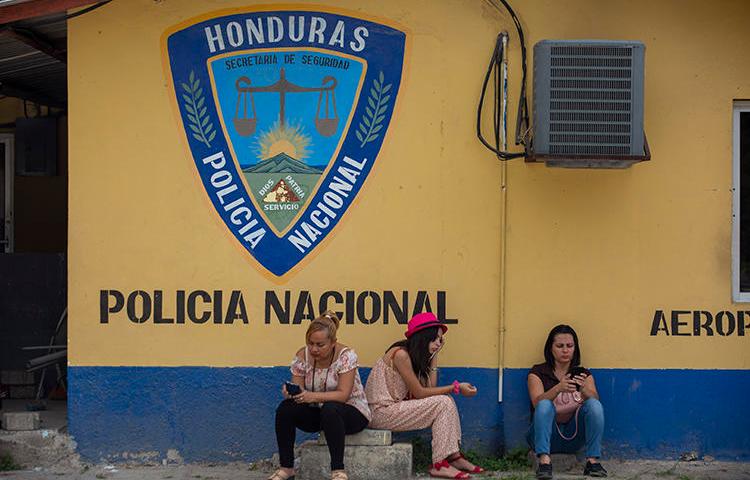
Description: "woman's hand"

(281, 384), (290, 399)
(571, 373), (588, 391)
(557, 375), (578, 393)
(292, 390), (316, 404)
(578, 373), (598, 400)
(459, 382), (477, 397)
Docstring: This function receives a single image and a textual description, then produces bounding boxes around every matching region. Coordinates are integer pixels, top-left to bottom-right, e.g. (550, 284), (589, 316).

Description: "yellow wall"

(503, 0), (750, 370)
(68, 0), (750, 371)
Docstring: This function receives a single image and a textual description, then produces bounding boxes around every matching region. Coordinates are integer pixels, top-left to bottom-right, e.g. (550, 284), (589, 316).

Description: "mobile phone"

(569, 367), (587, 391)
(569, 366), (587, 377)
(284, 382), (301, 396)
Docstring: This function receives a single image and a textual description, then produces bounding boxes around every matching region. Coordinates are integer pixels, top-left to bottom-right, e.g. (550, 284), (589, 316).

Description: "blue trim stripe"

(69, 367), (750, 462)
(68, 366), (499, 462)
(502, 368), (750, 461)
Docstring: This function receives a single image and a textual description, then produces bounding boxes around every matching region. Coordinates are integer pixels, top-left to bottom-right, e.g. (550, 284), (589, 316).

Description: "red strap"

(433, 459), (451, 470)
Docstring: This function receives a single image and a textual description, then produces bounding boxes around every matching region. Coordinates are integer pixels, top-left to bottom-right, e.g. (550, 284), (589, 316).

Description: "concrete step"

(2, 412), (40, 431)
(318, 429), (392, 446)
(298, 441), (412, 480)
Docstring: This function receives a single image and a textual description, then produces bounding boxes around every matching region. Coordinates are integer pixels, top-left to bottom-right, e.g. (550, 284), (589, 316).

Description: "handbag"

(553, 390), (583, 440)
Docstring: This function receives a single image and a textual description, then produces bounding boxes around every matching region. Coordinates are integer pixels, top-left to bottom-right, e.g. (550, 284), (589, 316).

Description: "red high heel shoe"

(429, 459), (471, 479)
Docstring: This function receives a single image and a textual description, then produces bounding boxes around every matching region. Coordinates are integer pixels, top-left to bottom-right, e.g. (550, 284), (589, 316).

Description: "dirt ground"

(1, 458), (749, 480)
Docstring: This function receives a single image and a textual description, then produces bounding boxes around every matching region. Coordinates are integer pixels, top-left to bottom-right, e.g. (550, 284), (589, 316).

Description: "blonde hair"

(306, 310), (341, 343)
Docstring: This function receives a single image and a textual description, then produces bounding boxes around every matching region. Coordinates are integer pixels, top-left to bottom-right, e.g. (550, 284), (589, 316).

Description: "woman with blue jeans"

(527, 325), (606, 479)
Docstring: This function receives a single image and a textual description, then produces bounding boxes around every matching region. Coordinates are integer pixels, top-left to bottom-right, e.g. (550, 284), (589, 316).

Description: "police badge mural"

(163, 9), (406, 276)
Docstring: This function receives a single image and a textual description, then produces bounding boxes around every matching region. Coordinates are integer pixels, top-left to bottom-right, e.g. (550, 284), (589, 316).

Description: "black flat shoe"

(536, 462), (553, 480)
(583, 461), (607, 477)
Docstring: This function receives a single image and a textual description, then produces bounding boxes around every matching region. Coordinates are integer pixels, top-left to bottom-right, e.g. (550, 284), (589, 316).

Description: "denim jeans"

(526, 398), (604, 458)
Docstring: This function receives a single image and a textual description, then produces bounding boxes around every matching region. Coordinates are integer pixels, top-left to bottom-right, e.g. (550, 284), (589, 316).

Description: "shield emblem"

(163, 9), (406, 277)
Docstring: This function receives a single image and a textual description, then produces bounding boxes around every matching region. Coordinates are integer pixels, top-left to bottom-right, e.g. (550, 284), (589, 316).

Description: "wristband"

(452, 380), (460, 395)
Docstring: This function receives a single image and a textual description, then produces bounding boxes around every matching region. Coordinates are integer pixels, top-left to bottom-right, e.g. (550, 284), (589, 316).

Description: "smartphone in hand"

(569, 366), (588, 391)
(284, 382), (302, 396)
(569, 366), (587, 377)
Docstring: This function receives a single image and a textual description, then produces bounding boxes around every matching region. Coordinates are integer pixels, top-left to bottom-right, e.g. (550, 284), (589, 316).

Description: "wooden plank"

(0, 0), (95, 24)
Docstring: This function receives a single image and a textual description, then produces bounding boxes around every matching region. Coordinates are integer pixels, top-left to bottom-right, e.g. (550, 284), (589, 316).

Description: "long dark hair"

(387, 326), (440, 382)
(544, 324), (581, 370)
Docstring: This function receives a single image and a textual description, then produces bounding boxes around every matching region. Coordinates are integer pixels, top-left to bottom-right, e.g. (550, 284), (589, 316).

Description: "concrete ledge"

(299, 441), (412, 480)
(318, 429), (392, 446)
(2, 412), (40, 431)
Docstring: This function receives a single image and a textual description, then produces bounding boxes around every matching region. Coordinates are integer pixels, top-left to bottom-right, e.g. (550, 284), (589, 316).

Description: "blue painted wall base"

(502, 368), (750, 461)
(68, 366), (500, 463)
(69, 367), (750, 462)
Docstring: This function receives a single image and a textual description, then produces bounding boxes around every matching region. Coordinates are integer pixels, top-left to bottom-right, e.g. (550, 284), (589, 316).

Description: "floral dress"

(365, 349), (461, 463)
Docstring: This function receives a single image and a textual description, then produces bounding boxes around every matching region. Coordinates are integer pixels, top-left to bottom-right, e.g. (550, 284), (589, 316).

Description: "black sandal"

(536, 463), (553, 480)
(583, 461), (607, 477)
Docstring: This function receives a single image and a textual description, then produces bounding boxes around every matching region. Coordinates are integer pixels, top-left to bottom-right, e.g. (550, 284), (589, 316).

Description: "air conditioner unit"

(530, 40), (649, 168)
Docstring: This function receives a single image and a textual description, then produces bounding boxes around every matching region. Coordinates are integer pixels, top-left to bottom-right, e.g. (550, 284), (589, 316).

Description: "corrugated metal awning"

(0, 1), (104, 109)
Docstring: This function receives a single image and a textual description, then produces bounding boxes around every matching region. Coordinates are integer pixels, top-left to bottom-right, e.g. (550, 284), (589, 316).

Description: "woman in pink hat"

(365, 312), (484, 479)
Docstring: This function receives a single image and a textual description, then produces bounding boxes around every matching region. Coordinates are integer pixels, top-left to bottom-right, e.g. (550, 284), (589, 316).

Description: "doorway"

(0, 134), (13, 253)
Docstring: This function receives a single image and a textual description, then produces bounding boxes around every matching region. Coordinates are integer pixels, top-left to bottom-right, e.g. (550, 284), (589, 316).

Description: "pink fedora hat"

(405, 312), (448, 338)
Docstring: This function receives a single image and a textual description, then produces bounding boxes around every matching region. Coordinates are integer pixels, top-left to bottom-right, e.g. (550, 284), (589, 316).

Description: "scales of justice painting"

(210, 50), (365, 234)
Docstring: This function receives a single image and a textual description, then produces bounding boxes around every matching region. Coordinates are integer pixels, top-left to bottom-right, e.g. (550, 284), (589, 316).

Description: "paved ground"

(2, 402), (749, 479)
(1, 458), (750, 480)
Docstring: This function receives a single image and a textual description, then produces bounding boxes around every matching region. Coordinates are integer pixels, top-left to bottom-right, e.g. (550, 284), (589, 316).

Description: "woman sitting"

(365, 312), (484, 479)
(270, 311), (370, 480)
(527, 324), (607, 479)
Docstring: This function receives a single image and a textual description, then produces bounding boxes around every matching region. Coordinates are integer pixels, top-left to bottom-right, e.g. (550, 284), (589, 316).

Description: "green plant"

(464, 447), (531, 472)
(412, 441), (531, 474)
(0, 453), (21, 471)
(411, 436), (432, 472)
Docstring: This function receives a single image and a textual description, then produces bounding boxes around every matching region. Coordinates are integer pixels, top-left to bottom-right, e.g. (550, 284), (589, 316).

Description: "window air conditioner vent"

(530, 40), (649, 168)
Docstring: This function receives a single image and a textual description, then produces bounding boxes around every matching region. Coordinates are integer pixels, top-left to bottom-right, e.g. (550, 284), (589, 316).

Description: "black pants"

(275, 399), (369, 470)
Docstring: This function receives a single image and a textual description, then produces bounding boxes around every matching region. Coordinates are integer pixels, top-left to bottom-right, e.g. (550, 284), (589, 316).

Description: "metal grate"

(550, 123), (631, 133)
(551, 68), (632, 78)
(550, 101), (631, 111)
(550, 133), (631, 144)
(551, 57), (632, 68)
(533, 40), (645, 166)
(551, 90), (631, 101)
(551, 45), (632, 57)
(541, 42), (643, 157)
(550, 144), (631, 155)
(550, 111), (631, 123)
(551, 79), (631, 90)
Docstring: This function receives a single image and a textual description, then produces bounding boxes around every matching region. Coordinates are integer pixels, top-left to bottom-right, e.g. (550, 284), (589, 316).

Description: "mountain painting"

(244, 152), (325, 232)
